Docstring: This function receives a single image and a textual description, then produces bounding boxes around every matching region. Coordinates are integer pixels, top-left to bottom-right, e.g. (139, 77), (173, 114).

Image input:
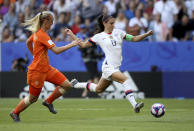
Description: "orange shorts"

(29, 85), (42, 96)
(27, 67), (67, 96)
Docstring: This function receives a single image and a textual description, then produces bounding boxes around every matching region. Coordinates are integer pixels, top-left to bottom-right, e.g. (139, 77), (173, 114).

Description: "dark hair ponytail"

(95, 15), (104, 34)
(95, 14), (113, 34)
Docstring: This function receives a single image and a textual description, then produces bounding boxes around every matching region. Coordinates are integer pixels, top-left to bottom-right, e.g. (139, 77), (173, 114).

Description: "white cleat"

(134, 102), (144, 113)
(70, 79), (79, 87)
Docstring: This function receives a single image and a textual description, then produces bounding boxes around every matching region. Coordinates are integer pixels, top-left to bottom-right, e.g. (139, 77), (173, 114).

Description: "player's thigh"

(110, 71), (128, 84)
(96, 76), (112, 93)
(27, 70), (46, 88)
(29, 94), (39, 103)
(28, 85), (41, 103)
(46, 67), (67, 86)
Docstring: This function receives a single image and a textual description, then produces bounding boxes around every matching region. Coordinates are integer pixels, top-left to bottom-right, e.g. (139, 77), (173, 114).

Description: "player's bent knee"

(29, 97), (38, 103)
(30, 99), (38, 103)
(60, 80), (71, 89)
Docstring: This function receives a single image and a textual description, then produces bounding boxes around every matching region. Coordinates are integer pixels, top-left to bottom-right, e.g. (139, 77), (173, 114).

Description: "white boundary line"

(0, 108), (194, 111)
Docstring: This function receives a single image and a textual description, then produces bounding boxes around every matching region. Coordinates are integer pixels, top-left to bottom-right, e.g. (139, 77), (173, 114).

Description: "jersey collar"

(103, 31), (112, 35)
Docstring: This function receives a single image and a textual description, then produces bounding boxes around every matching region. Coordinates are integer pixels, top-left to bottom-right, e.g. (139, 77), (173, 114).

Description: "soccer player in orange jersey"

(10, 11), (81, 122)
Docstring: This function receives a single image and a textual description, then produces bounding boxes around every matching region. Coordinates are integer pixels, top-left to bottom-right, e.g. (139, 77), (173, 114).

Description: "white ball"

(151, 103), (165, 118)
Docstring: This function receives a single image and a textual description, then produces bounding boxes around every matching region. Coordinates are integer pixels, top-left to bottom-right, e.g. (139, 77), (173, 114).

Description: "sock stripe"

(86, 82), (91, 91)
(125, 90), (133, 96)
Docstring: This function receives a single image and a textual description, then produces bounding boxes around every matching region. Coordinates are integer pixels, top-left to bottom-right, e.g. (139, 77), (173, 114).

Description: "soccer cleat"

(42, 101), (57, 114)
(70, 79), (79, 87)
(134, 102), (144, 113)
(10, 111), (21, 122)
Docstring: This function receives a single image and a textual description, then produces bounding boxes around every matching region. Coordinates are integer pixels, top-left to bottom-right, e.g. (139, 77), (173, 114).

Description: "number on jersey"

(111, 40), (116, 46)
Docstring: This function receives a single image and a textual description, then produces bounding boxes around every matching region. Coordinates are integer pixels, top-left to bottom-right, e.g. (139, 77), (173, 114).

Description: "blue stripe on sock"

(125, 90), (133, 95)
(86, 83), (90, 91)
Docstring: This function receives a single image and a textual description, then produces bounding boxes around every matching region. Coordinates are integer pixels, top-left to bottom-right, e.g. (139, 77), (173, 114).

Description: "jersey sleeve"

(28, 34), (34, 42)
(38, 33), (56, 49)
(88, 34), (99, 46)
(116, 29), (127, 39)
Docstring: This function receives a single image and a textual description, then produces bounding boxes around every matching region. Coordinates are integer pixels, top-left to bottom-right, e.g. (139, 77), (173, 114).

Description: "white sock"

(74, 82), (87, 89)
(24, 96), (31, 105)
(122, 79), (137, 108)
(74, 82), (97, 92)
(125, 94), (137, 108)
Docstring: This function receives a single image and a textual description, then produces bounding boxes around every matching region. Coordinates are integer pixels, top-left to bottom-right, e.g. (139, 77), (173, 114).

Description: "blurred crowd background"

(0, 0), (194, 43)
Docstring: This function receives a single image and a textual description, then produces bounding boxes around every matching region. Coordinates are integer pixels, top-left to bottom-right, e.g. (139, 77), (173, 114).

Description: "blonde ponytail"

(23, 11), (53, 33)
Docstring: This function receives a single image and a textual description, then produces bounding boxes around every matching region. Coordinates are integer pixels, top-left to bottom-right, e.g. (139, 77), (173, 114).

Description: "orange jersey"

(28, 29), (55, 72)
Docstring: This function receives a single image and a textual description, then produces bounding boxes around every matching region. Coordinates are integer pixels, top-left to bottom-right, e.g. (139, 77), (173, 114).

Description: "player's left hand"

(147, 30), (153, 36)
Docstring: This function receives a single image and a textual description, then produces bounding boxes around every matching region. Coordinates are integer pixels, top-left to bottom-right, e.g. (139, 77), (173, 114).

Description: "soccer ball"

(151, 103), (165, 118)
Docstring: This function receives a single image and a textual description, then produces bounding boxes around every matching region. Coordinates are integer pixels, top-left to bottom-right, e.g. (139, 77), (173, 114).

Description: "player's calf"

(71, 79), (97, 92)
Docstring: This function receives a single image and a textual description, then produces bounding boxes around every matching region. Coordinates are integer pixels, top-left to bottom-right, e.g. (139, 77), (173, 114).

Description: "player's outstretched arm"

(131, 30), (153, 42)
(77, 40), (92, 48)
(50, 39), (82, 54)
(65, 28), (92, 48)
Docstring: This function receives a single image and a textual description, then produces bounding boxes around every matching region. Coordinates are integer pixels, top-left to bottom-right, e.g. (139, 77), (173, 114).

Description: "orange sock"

(46, 86), (63, 104)
(13, 99), (29, 115)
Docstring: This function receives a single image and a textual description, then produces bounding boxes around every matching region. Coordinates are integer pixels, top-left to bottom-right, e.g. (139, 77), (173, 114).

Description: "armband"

(125, 34), (133, 41)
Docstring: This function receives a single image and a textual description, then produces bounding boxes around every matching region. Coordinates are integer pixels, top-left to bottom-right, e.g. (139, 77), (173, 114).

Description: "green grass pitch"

(0, 98), (194, 131)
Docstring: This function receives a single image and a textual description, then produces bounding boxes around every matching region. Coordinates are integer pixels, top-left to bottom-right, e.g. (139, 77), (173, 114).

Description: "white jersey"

(89, 29), (126, 68)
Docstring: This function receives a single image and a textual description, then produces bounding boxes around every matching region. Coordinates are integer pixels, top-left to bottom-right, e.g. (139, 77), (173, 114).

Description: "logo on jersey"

(19, 82), (63, 99)
(101, 71), (145, 99)
(48, 40), (54, 45)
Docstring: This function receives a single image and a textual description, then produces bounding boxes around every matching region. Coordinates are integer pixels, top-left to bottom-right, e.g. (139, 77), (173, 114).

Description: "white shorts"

(102, 64), (120, 81)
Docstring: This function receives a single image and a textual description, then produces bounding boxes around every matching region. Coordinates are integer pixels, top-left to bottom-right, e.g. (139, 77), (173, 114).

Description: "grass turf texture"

(0, 98), (194, 131)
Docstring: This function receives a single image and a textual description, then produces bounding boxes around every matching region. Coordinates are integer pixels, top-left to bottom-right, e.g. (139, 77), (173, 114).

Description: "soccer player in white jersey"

(66, 14), (153, 113)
